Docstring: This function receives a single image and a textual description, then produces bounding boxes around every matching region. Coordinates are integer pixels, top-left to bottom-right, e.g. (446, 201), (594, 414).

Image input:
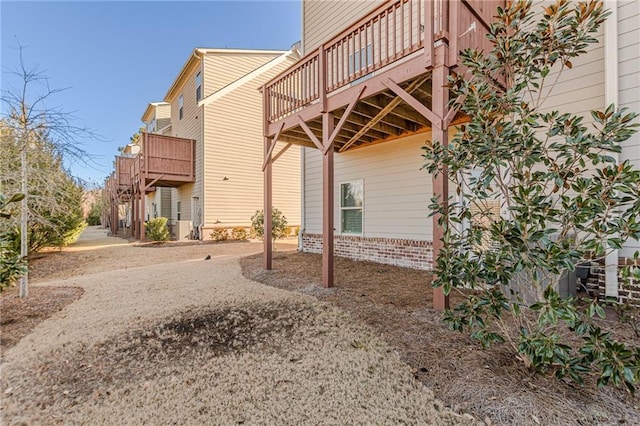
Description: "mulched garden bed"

(1, 286), (84, 354)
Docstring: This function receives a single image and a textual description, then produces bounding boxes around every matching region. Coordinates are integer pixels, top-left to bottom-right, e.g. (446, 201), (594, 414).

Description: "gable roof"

(198, 50), (299, 107)
(164, 48), (289, 103)
(141, 102), (170, 123)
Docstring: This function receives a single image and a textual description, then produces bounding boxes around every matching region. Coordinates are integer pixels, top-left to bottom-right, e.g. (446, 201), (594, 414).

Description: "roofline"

(164, 49), (203, 103)
(141, 101), (170, 122)
(195, 48), (288, 55)
(164, 48), (289, 102)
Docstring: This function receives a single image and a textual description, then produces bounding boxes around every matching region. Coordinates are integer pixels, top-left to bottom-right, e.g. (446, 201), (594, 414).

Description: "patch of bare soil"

(1, 286), (84, 354)
(240, 251), (640, 425)
(15, 301), (315, 412)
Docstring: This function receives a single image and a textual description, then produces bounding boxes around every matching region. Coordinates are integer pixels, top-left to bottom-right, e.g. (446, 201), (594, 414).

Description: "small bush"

(211, 227), (228, 242)
(146, 217), (169, 242)
(0, 193), (27, 290)
(231, 227), (248, 240)
(86, 201), (102, 226)
(251, 208), (288, 241)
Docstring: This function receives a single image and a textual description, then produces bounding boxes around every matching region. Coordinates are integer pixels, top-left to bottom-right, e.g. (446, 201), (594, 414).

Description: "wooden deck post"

(264, 136), (273, 270)
(431, 43), (450, 311)
(131, 187), (136, 239)
(139, 181), (146, 242)
(322, 112), (335, 288)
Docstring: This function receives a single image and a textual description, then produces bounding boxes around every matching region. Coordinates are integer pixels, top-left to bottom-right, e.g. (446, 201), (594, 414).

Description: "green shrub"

(146, 217), (169, 242)
(250, 208), (288, 241)
(211, 227), (228, 242)
(86, 201), (102, 226)
(231, 227), (248, 240)
(0, 193), (27, 291)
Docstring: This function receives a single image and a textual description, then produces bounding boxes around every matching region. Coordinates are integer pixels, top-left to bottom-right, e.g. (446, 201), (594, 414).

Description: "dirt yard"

(1, 227), (477, 425)
(240, 251), (640, 425)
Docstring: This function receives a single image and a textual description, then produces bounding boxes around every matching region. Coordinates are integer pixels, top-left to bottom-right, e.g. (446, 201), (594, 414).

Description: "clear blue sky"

(1, 1), (301, 186)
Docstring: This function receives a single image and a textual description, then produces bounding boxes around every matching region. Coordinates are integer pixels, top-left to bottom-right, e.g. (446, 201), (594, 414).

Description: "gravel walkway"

(1, 228), (477, 425)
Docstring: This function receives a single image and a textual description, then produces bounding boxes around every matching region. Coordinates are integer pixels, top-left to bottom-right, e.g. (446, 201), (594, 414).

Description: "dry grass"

(240, 251), (640, 425)
(1, 228), (479, 425)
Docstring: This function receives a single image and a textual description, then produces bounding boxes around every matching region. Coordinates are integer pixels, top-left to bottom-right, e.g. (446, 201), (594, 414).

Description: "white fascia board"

(196, 48), (287, 56)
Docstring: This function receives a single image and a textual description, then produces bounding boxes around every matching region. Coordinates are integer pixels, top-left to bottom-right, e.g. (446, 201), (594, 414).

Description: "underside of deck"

(262, 0), (505, 310)
(279, 71), (436, 151)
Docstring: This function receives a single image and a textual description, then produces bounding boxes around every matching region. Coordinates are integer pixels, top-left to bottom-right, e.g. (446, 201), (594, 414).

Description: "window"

(177, 201), (181, 221)
(195, 72), (202, 102)
(340, 181), (363, 234)
(179, 95), (184, 120)
(146, 119), (156, 133)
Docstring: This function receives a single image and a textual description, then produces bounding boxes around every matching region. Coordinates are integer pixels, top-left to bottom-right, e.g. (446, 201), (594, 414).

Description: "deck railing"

(265, 0), (443, 123)
(129, 134), (195, 186)
(115, 156), (133, 191)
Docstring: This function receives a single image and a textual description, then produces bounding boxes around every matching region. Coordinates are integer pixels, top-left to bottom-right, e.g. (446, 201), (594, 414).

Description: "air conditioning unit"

(175, 220), (192, 242)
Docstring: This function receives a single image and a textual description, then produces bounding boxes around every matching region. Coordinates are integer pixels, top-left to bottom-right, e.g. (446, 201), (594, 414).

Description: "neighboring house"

(106, 48), (303, 242)
(261, 0), (640, 308)
(142, 102), (172, 136)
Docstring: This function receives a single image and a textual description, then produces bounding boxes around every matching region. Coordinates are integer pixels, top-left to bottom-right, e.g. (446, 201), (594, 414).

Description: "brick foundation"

(585, 258), (640, 308)
(301, 233), (433, 270)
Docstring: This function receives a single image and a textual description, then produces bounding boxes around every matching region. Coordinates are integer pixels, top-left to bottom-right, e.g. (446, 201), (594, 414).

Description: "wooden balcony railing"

(264, 0), (499, 125)
(129, 133), (195, 187)
(115, 155), (134, 191)
(265, 0), (436, 123)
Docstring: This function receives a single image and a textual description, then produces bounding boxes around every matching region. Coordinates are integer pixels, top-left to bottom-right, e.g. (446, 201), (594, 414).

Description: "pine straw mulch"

(1, 286), (84, 355)
(240, 251), (640, 425)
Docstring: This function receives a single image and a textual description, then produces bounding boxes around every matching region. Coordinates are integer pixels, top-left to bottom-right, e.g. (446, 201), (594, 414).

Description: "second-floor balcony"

(263, 0), (502, 149)
(115, 155), (134, 194)
(130, 133), (196, 190)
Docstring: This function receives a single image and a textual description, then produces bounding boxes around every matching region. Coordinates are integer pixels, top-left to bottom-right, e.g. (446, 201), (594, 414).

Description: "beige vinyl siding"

(302, 0), (384, 53)
(155, 103), (171, 120)
(618, 0), (640, 257)
(304, 133), (433, 240)
(538, 31), (604, 117)
(202, 54), (301, 228)
(169, 60), (203, 224)
(203, 53), (281, 97)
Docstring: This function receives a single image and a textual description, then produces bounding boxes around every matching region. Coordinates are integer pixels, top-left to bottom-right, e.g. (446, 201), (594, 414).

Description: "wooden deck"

(104, 133), (196, 240)
(130, 133), (195, 188)
(262, 0), (505, 309)
(264, 0), (501, 149)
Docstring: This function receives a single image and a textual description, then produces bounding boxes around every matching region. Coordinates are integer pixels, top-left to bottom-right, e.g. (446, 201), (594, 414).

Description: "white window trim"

(195, 72), (202, 102)
(178, 94), (184, 120)
(339, 179), (364, 236)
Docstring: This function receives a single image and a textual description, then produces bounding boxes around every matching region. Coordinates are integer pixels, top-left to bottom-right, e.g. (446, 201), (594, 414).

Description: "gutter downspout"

(604, 1), (619, 300)
(298, 147), (305, 251)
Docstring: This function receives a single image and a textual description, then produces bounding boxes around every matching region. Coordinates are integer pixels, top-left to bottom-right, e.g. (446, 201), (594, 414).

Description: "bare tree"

(1, 44), (99, 297)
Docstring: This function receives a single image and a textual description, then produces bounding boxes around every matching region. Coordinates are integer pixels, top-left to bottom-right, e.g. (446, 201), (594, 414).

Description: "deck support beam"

(431, 44), (450, 311)
(264, 136), (273, 270)
(139, 180), (146, 242)
(322, 112), (335, 288)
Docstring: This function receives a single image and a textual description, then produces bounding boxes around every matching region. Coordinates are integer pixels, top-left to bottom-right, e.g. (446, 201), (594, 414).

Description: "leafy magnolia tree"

(251, 208), (288, 242)
(423, 0), (640, 391)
